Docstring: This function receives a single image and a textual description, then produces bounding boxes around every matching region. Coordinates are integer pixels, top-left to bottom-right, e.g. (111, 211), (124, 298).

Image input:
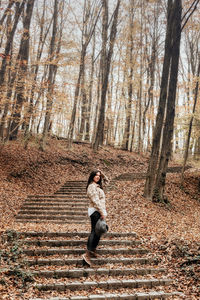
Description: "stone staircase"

(14, 181), (184, 299)
(16, 181), (88, 224)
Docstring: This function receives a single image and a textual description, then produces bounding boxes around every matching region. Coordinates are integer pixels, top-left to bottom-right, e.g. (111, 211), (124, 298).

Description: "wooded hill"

(0, 1), (200, 297)
(0, 1), (200, 203)
(0, 138), (200, 298)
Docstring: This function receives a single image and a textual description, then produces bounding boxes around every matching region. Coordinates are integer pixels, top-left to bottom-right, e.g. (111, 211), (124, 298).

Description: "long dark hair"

(86, 170), (103, 190)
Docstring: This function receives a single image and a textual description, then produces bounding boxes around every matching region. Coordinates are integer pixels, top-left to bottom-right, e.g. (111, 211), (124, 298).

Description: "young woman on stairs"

(82, 170), (109, 266)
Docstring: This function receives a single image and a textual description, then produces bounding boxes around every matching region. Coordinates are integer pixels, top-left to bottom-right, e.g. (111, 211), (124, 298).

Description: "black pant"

(87, 211), (101, 251)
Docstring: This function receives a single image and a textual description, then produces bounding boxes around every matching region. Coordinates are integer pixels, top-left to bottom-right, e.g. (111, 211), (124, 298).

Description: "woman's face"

(93, 171), (101, 183)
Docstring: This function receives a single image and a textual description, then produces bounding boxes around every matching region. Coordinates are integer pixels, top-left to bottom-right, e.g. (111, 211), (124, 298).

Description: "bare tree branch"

(181, 0), (200, 31)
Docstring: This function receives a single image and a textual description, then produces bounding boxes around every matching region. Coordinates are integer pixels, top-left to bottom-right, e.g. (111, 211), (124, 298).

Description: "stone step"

(63, 181), (87, 183)
(57, 190), (86, 192)
(60, 184), (86, 187)
(26, 200), (88, 204)
(29, 291), (184, 300)
(25, 199), (87, 203)
(18, 232), (137, 238)
(62, 184), (87, 186)
(61, 183), (86, 185)
(26, 198), (88, 202)
(54, 192), (87, 195)
(15, 219), (86, 224)
(25, 256), (153, 265)
(61, 186), (87, 189)
(24, 248), (147, 257)
(27, 195), (87, 199)
(58, 190), (86, 193)
(24, 239), (141, 247)
(57, 191), (86, 194)
(35, 278), (173, 291)
(55, 190), (86, 193)
(18, 210), (87, 216)
(60, 189), (86, 191)
(16, 215), (86, 221)
(20, 206), (87, 210)
(31, 267), (166, 278)
(23, 201), (87, 206)
(25, 198), (88, 202)
(58, 186), (86, 193)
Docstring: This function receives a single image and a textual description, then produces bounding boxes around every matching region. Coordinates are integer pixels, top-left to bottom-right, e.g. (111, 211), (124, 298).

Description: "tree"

(122, 0), (134, 151)
(142, 1), (160, 152)
(67, 0), (102, 147)
(39, 0), (60, 150)
(93, 0), (121, 151)
(180, 54), (200, 184)
(153, 0), (182, 201)
(143, 0), (176, 200)
(23, 0), (53, 147)
(0, 0), (26, 88)
(144, 0), (200, 201)
(9, 0), (35, 140)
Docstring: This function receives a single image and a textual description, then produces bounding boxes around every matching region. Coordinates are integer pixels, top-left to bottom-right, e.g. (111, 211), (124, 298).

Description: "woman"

(82, 170), (109, 266)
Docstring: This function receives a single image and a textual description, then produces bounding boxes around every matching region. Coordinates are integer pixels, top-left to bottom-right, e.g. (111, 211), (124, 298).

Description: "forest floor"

(0, 136), (200, 299)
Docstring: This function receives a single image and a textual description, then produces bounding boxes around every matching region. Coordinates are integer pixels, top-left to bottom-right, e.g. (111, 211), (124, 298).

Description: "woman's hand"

(99, 170), (109, 184)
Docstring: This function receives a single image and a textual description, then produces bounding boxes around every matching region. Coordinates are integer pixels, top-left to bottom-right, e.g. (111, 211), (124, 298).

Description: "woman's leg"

(87, 211), (101, 251)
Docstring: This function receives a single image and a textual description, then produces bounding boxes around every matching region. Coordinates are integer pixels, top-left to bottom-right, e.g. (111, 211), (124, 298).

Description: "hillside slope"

(0, 137), (200, 298)
(0, 138), (148, 232)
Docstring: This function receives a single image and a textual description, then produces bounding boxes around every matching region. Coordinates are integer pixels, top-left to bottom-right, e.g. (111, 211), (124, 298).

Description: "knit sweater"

(87, 182), (107, 217)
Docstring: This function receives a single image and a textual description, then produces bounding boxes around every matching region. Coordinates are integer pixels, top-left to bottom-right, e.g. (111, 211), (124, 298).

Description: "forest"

(0, 0), (200, 202)
(0, 1), (200, 299)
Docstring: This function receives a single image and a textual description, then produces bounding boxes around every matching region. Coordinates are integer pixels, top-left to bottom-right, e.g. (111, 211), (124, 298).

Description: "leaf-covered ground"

(0, 137), (200, 299)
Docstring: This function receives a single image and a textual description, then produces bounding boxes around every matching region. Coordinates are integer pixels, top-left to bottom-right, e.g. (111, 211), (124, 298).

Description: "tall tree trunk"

(122, 0), (134, 151)
(85, 32), (96, 141)
(180, 54), (200, 184)
(137, 0), (144, 154)
(93, 0), (121, 151)
(0, 0), (15, 30)
(78, 63), (87, 141)
(40, 0), (58, 150)
(153, 0), (182, 202)
(143, 0), (175, 199)
(67, 47), (86, 146)
(0, 66), (17, 140)
(142, 1), (158, 151)
(92, 67), (101, 144)
(9, 0), (35, 140)
(67, 1), (101, 147)
(0, 0), (26, 88)
(130, 98), (138, 152)
(23, 0), (52, 144)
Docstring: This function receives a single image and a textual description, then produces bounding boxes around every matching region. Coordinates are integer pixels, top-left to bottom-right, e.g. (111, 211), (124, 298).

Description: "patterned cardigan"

(87, 182), (107, 217)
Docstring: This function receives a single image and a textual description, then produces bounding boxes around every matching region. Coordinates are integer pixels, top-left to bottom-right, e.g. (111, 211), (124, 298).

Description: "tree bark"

(142, 1), (159, 152)
(180, 54), (200, 185)
(85, 32), (96, 141)
(9, 0), (35, 140)
(23, 0), (53, 144)
(40, 0), (58, 150)
(153, 0), (182, 202)
(0, 0), (26, 88)
(93, 0), (121, 151)
(122, 0), (134, 151)
(0, 0), (15, 30)
(143, 0), (175, 199)
(67, 0), (101, 147)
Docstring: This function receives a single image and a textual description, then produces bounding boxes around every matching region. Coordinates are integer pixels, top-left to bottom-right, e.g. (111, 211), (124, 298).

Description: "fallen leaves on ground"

(0, 137), (200, 299)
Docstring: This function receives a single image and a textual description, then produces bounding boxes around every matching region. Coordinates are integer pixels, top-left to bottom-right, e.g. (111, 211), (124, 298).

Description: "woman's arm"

(100, 170), (109, 185)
